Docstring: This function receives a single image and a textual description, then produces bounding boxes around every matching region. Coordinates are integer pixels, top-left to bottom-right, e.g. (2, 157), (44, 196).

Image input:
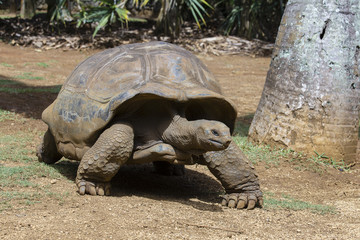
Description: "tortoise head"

(192, 119), (232, 151)
(162, 116), (232, 154)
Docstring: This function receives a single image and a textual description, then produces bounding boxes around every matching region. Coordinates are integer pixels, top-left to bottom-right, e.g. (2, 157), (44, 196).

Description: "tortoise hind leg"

(37, 129), (63, 164)
(76, 123), (134, 196)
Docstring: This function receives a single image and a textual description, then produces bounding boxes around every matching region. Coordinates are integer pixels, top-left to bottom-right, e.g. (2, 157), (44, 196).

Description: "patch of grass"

(264, 193), (336, 215)
(0, 131), (70, 212)
(233, 119), (350, 172)
(0, 132), (66, 175)
(0, 191), (42, 212)
(14, 72), (44, 80)
(0, 164), (64, 188)
(36, 62), (50, 68)
(308, 152), (350, 171)
(0, 165), (38, 188)
(0, 85), (62, 94)
(0, 133), (35, 163)
(0, 79), (19, 85)
(234, 136), (293, 166)
(1, 62), (14, 67)
(0, 109), (16, 122)
(233, 117), (295, 166)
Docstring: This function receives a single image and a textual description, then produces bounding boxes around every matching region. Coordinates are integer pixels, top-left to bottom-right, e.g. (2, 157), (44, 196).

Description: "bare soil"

(0, 43), (359, 240)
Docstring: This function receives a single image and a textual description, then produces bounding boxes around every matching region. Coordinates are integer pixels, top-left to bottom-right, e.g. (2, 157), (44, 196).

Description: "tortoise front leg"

(76, 123), (134, 196)
(203, 140), (263, 209)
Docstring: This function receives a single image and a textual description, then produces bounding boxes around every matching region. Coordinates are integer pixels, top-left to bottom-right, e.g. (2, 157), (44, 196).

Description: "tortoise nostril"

(211, 129), (219, 136)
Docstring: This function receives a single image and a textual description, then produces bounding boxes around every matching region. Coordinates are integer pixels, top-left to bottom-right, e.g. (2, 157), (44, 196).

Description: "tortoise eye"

(211, 130), (219, 136)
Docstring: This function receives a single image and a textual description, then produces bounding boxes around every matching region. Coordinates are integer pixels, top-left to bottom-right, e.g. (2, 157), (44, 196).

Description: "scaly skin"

(38, 116), (262, 209)
(76, 123), (134, 196)
(37, 129), (63, 164)
(204, 140), (263, 209)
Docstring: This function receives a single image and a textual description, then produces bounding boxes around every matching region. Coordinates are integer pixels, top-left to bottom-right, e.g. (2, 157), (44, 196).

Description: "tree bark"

(20, 0), (36, 19)
(248, 0), (360, 164)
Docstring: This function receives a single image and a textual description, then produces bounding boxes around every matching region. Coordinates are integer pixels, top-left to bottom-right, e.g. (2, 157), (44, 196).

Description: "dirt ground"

(0, 43), (359, 240)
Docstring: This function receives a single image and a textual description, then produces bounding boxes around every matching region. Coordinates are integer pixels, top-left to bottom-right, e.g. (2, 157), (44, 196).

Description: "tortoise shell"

(42, 42), (237, 151)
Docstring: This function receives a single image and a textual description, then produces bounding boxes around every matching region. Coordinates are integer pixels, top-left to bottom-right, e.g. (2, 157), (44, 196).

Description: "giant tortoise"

(37, 41), (263, 209)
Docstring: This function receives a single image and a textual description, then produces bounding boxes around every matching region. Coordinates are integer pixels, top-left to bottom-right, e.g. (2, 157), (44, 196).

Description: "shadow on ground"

(51, 159), (224, 212)
(0, 74), (60, 119)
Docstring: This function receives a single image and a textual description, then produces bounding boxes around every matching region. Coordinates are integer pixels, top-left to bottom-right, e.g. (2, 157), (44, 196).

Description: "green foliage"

(156, 0), (213, 37)
(49, 0), (72, 24)
(75, 0), (147, 37)
(185, 0), (212, 28)
(218, 0), (286, 41)
(45, 0), (285, 40)
(264, 192), (336, 214)
(77, 0), (128, 37)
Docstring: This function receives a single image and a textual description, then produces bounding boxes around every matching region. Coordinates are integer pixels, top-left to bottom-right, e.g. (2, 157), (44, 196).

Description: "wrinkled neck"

(161, 115), (200, 151)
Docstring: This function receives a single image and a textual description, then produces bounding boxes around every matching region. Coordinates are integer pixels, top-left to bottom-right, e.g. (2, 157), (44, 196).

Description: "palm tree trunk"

(248, 0), (360, 164)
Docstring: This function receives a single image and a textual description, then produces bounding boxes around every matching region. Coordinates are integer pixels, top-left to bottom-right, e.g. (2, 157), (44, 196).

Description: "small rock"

(33, 41), (43, 48)
(50, 179), (57, 184)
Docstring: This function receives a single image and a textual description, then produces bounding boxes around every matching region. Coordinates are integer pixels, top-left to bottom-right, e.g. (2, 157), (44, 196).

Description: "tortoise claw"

(77, 180), (111, 196)
(221, 191), (262, 210)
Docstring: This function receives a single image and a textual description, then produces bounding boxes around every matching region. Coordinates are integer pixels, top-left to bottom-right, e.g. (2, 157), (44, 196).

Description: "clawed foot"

(221, 191), (263, 210)
(76, 179), (111, 196)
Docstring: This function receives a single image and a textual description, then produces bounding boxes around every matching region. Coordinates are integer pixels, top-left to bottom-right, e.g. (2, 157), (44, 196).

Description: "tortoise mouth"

(208, 139), (228, 149)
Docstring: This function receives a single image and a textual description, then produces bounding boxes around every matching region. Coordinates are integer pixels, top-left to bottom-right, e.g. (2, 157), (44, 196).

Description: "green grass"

(307, 152), (350, 171)
(0, 109), (16, 122)
(0, 191), (42, 212)
(0, 79), (19, 85)
(0, 164), (64, 188)
(1, 62), (14, 67)
(0, 79), (61, 93)
(233, 116), (294, 166)
(0, 85), (62, 94)
(0, 133), (36, 162)
(14, 72), (44, 80)
(233, 118), (350, 172)
(0, 131), (69, 212)
(234, 135), (293, 166)
(36, 62), (50, 68)
(264, 192), (336, 214)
